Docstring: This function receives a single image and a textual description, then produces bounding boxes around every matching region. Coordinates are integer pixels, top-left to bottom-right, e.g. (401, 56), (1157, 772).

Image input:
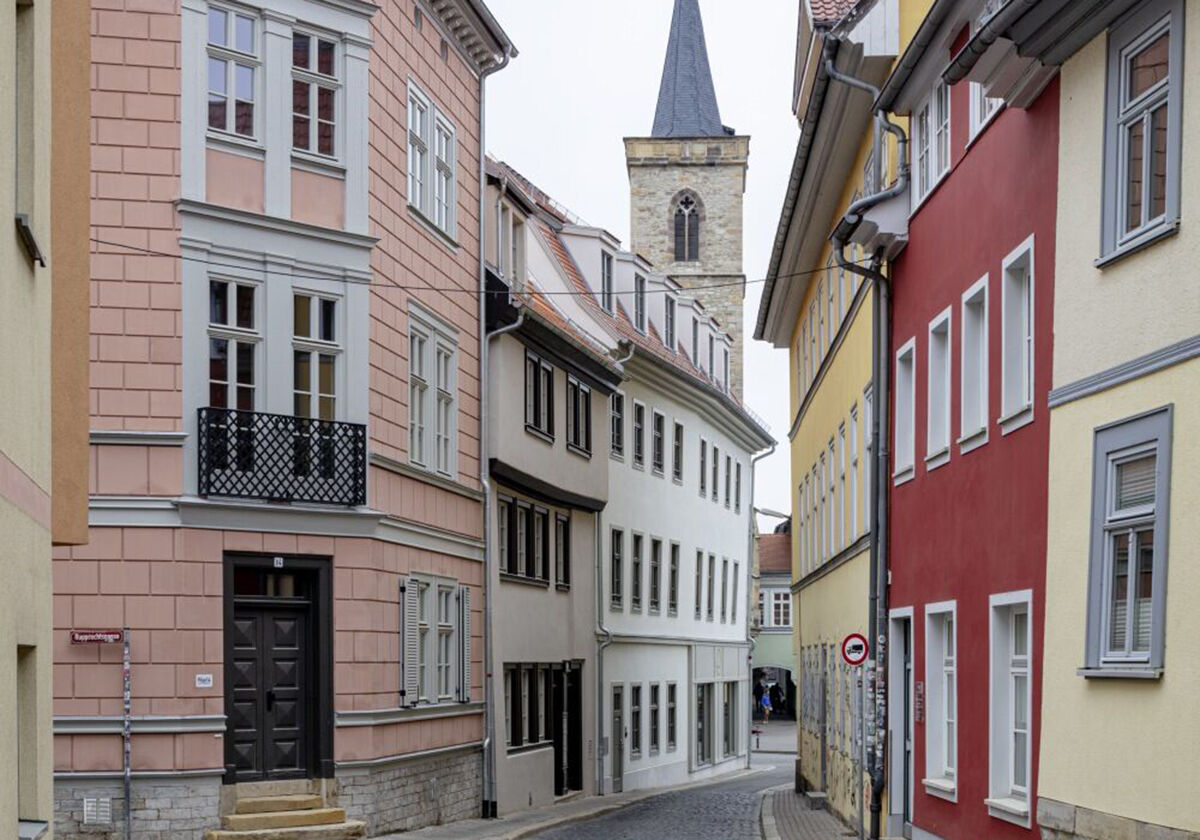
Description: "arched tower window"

(672, 192), (702, 262)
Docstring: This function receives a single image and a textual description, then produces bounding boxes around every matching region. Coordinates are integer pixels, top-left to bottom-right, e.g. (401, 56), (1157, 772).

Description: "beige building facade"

(2, 1), (92, 838)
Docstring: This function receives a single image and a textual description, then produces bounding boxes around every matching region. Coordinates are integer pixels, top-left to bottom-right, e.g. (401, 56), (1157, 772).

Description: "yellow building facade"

(1, 1), (91, 836)
(756, 0), (928, 828)
(1034, 1), (1200, 836)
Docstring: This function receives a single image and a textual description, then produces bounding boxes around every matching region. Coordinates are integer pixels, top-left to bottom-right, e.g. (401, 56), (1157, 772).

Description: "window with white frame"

(720, 558), (728, 621)
(601, 252), (614, 313)
(961, 277), (989, 445)
(699, 439), (707, 496)
(827, 265), (836, 349)
(913, 82), (950, 206)
(407, 83), (456, 236)
(634, 274), (647, 332)
(711, 445), (719, 502)
(206, 5), (258, 139)
(826, 441), (836, 552)
(723, 348), (730, 392)
(706, 554), (715, 620)
(731, 562), (739, 622)
(668, 542), (679, 614)
(694, 550), (703, 618)
(651, 411), (665, 474)
(498, 204), (526, 285)
(525, 351), (554, 438)
(809, 301), (818, 379)
(633, 402), (645, 467)
(734, 462), (742, 512)
(292, 30), (339, 158)
(672, 421), (684, 482)
(708, 333), (715, 377)
(724, 454), (731, 508)
(1000, 238), (1034, 427)
(566, 375), (592, 455)
(409, 308), (456, 475)
(402, 575), (469, 706)
(691, 316), (699, 364)
(665, 296), (677, 350)
(924, 605), (957, 796)
(631, 533), (643, 611)
(631, 684), (643, 757)
(771, 590), (792, 627)
(1102, 0), (1183, 256)
(927, 309), (952, 462)
(849, 406), (859, 537)
(667, 683), (677, 749)
(837, 426), (846, 549)
(649, 538), (662, 612)
(610, 528), (624, 608)
(206, 279), (259, 473)
(611, 392), (625, 457)
(555, 513), (571, 588)
(650, 683), (661, 753)
(895, 340), (916, 477)
(863, 385), (874, 528)
(987, 593), (1032, 824)
(292, 292), (342, 477)
(970, 82), (1002, 137)
(817, 455), (826, 560)
(1085, 406), (1172, 673)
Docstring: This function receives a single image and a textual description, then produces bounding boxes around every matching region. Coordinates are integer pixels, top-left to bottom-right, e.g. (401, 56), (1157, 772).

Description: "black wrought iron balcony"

(198, 407), (367, 506)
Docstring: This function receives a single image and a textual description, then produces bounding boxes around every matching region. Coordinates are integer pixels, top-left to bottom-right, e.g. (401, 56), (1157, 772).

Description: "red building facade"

(878, 13), (1059, 840)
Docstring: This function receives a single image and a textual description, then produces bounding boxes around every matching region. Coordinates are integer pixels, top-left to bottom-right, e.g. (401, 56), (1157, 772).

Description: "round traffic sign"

(842, 633), (869, 667)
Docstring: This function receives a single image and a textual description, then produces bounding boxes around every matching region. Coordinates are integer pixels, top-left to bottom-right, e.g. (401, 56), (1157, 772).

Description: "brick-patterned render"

(54, 0), (512, 837)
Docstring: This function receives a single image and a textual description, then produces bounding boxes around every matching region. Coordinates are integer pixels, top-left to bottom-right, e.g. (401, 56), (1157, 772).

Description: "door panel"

(266, 612), (307, 778)
(611, 687), (623, 793)
(230, 614), (264, 776)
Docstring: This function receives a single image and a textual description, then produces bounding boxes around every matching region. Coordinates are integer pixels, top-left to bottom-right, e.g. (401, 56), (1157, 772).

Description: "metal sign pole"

(123, 627), (132, 840)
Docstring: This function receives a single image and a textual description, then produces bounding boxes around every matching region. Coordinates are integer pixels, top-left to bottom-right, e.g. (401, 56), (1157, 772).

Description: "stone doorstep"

(223, 808), (347, 832)
(236, 795), (327, 816)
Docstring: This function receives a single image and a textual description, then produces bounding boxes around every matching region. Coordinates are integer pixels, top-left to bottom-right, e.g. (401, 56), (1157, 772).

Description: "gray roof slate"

(651, 0), (727, 138)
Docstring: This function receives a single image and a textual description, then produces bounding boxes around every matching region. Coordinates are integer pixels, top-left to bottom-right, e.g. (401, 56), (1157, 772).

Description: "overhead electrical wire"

(90, 236), (871, 296)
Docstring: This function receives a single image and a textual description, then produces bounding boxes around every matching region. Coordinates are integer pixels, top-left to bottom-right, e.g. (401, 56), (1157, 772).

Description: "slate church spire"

(652, 0), (727, 138)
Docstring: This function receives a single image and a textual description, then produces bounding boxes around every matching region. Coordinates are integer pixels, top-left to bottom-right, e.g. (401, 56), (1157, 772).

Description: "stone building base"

(1039, 796), (1200, 840)
(334, 745), (483, 836)
(54, 774), (222, 840)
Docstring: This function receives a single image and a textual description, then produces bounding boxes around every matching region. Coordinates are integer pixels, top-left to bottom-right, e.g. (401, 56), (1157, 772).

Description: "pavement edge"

(758, 783), (791, 840)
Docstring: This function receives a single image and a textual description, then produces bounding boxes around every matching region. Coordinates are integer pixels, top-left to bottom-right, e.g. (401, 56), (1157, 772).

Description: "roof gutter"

(875, 0), (959, 111)
(824, 39), (906, 840)
(942, 0), (1040, 85)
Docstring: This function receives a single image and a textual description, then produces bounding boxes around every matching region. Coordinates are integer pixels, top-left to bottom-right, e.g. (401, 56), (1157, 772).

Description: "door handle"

(266, 689), (276, 712)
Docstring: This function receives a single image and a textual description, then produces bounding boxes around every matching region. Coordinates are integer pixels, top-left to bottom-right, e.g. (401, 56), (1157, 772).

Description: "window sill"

(1077, 666), (1162, 680)
(957, 426), (988, 455)
(525, 425), (555, 445)
(673, 476), (683, 486)
(924, 446), (950, 471)
(406, 202), (460, 251)
(632, 461), (646, 472)
(893, 465), (915, 486)
(292, 151), (346, 178)
(1095, 219), (1179, 269)
(631, 605), (643, 614)
(499, 573), (549, 589)
(610, 601), (624, 612)
(555, 583), (571, 593)
(985, 796), (1030, 827)
(652, 467), (665, 478)
(922, 777), (957, 801)
(567, 443), (592, 460)
(610, 450), (625, 462)
(206, 131), (265, 158)
(998, 405), (1033, 436)
(668, 608), (678, 617)
(649, 607), (661, 615)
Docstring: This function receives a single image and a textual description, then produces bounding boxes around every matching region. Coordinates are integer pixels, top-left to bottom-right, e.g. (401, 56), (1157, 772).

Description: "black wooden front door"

(228, 603), (311, 781)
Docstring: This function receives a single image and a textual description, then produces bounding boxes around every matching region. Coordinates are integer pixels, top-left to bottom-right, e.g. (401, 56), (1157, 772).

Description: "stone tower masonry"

(625, 0), (749, 398)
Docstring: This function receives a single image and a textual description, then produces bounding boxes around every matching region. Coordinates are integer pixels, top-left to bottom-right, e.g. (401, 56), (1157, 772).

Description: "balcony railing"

(198, 407), (367, 506)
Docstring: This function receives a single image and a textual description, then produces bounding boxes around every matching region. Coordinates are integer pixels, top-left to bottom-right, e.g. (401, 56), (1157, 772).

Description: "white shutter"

(403, 577), (420, 707)
(458, 585), (472, 702)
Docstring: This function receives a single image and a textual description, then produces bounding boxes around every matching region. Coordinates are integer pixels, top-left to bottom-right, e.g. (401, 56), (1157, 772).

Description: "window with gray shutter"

(458, 585), (471, 702)
(402, 577), (420, 706)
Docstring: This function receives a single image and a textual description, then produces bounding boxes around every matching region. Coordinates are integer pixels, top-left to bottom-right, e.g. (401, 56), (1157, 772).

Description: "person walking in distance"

(760, 687), (773, 723)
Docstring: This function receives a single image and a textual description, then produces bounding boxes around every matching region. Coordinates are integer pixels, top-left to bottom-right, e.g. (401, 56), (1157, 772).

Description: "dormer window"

(601, 252), (614, 313)
(498, 204), (524, 284)
(664, 296), (677, 351)
(673, 193), (700, 262)
(634, 275), (647, 332)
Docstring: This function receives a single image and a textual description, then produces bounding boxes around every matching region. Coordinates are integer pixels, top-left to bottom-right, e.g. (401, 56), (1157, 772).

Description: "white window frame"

(894, 338), (916, 482)
(664, 295), (677, 351)
(959, 275), (989, 453)
(849, 405), (859, 537)
(290, 27), (342, 161)
(610, 391), (625, 458)
(999, 235), (1034, 434)
(923, 601), (957, 800)
(771, 590), (792, 628)
(926, 307), (952, 469)
(409, 305), (458, 477)
(407, 81), (456, 237)
(651, 410), (665, 475)
(634, 274), (647, 333)
(205, 3), (261, 143)
(969, 81), (1003, 139)
(987, 589), (1034, 827)
(911, 81), (951, 210)
(601, 252), (614, 313)
(1101, 0), (1184, 260)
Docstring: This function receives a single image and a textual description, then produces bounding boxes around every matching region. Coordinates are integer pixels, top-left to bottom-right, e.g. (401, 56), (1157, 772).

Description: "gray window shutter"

(458, 585), (471, 702)
(402, 577), (420, 706)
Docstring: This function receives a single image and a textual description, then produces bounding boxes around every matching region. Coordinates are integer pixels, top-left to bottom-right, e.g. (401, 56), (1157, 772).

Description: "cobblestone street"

(529, 757), (791, 840)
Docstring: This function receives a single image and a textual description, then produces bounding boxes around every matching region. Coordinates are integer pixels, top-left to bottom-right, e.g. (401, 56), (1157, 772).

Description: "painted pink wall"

(888, 73), (1060, 839)
(206, 148), (265, 214)
(291, 167), (345, 229)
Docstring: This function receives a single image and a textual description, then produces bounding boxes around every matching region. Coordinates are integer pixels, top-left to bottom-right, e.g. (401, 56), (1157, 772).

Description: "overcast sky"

(485, 0), (800, 529)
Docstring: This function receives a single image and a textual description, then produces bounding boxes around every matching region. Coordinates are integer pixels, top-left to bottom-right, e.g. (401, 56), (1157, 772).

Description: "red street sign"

(842, 633), (869, 667)
(70, 629), (125, 645)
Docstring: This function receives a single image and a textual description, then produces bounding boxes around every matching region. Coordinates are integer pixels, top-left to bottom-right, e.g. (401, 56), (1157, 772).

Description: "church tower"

(625, 0), (749, 397)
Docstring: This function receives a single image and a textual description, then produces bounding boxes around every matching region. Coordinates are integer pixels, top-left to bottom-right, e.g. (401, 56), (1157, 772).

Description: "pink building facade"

(54, 0), (512, 836)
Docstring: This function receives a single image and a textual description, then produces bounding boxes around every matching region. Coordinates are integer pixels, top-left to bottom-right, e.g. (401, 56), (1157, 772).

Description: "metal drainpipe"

(477, 45), (512, 820)
(745, 442), (776, 769)
(823, 39), (908, 840)
(596, 341), (634, 795)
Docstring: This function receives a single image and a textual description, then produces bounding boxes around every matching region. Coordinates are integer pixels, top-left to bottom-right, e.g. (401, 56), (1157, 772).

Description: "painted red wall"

(888, 74), (1060, 840)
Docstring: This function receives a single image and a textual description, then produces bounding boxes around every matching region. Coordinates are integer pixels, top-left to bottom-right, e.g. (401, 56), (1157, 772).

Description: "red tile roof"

(757, 532), (791, 574)
(811, 0), (859, 25)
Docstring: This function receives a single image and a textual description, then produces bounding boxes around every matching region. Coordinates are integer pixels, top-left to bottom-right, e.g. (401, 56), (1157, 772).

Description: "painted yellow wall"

(1052, 33), (1200, 388)
(1040, 360), (1200, 830)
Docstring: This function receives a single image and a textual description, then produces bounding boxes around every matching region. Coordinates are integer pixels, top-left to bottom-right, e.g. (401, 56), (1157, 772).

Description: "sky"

(485, 0), (800, 529)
